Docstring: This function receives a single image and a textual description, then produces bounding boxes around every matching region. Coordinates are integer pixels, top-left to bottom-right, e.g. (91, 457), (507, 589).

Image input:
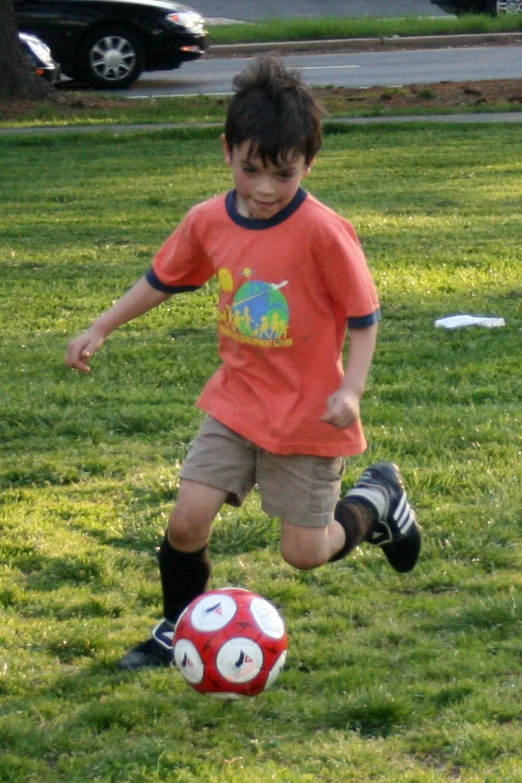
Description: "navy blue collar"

(225, 187), (307, 230)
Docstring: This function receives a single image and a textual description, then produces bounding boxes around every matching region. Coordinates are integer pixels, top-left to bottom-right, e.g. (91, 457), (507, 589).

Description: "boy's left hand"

(321, 388), (361, 430)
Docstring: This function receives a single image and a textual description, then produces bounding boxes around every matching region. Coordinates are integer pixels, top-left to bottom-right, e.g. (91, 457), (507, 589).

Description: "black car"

(20, 32), (61, 84)
(429, 0), (522, 13)
(14, 0), (207, 89)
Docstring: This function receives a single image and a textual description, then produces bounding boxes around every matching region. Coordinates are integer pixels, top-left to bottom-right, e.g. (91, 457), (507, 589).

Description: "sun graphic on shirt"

(218, 268), (234, 293)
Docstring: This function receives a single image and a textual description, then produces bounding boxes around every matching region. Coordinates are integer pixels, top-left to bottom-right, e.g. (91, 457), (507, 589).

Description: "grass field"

(1, 120), (522, 783)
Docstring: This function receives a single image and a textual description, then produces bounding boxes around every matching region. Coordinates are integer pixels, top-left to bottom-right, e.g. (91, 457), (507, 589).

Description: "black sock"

(329, 500), (377, 562)
(158, 534), (212, 624)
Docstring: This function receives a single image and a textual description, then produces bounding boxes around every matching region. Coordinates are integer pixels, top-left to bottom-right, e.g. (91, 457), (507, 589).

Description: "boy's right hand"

(65, 328), (106, 373)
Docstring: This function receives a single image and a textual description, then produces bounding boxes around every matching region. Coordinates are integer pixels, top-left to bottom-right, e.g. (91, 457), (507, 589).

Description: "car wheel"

(79, 26), (144, 89)
(486, 0), (522, 13)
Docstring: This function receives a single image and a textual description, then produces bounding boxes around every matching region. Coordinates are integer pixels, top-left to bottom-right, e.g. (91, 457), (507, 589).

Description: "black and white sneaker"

(118, 620), (175, 670)
(344, 461), (421, 573)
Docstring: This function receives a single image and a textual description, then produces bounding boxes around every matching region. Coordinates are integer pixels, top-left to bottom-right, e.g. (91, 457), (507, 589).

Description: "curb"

(208, 31), (522, 57)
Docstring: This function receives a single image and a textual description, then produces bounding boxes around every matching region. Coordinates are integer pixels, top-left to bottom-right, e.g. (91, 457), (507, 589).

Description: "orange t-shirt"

(148, 188), (380, 457)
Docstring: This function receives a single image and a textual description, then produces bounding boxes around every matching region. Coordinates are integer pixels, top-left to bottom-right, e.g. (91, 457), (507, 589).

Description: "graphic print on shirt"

(217, 267), (293, 348)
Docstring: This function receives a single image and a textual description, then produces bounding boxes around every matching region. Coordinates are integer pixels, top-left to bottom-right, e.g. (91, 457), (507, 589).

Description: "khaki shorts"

(180, 416), (345, 528)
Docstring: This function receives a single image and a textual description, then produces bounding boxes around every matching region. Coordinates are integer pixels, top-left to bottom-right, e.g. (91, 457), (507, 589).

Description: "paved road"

(197, 0), (448, 22)
(117, 45), (522, 98)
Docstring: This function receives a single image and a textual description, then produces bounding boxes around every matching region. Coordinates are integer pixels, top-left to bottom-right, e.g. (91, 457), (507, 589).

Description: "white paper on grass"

(434, 315), (506, 330)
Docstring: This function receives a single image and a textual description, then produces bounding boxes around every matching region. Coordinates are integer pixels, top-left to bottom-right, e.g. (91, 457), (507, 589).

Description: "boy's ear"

(220, 134), (232, 165)
(303, 157), (315, 177)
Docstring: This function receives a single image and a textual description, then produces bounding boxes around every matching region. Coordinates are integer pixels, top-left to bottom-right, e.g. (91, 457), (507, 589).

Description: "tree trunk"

(0, 0), (56, 100)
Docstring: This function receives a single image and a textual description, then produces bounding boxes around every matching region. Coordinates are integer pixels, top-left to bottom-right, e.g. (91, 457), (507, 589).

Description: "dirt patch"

(0, 92), (128, 123)
(319, 78), (522, 114)
(1, 78), (522, 124)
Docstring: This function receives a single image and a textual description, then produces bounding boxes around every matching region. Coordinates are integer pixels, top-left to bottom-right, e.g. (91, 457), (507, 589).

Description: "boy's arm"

(320, 323), (378, 430)
(65, 275), (171, 373)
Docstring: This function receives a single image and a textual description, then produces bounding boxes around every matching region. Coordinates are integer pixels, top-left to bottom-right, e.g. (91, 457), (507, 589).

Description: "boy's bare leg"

(167, 479), (227, 552)
(158, 479), (227, 623)
(279, 517), (367, 570)
(119, 480), (227, 669)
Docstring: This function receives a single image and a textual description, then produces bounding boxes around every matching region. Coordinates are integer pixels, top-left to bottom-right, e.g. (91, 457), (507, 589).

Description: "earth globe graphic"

(231, 280), (289, 339)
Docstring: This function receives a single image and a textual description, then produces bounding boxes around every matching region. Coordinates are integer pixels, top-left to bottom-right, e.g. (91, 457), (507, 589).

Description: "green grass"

(206, 13), (522, 44)
(1, 121), (522, 782)
(0, 93), (229, 128)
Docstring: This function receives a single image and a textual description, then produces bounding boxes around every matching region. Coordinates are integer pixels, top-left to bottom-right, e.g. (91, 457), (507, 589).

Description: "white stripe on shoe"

(394, 495), (407, 523)
(394, 500), (415, 533)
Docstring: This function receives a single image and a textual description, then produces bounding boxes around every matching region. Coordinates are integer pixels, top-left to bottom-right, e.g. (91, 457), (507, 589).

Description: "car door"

(13, 0), (85, 71)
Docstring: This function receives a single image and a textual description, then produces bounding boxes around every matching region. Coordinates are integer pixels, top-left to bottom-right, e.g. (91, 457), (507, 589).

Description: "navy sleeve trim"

(347, 309), (382, 329)
(146, 267), (202, 294)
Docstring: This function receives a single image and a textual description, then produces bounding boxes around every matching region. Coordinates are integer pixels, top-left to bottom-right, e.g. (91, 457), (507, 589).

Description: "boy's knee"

(280, 541), (325, 571)
(167, 508), (209, 551)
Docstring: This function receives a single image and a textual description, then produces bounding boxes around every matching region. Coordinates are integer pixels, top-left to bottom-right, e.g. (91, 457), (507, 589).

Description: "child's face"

(222, 137), (313, 221)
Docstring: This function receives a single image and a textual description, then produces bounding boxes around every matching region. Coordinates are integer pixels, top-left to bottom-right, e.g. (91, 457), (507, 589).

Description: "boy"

(66, 57), (421, 669)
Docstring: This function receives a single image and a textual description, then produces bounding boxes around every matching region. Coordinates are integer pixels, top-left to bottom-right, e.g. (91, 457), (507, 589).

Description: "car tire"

(79, 26), (144, 89)
(486, 0), (522, 13)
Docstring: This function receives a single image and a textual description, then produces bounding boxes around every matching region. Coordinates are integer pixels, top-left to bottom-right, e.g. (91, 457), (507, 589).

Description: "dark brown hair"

(224, 56), (324, 166)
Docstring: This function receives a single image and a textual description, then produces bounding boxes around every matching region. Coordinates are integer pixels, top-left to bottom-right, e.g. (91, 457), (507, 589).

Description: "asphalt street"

(112, 44), (522, 98)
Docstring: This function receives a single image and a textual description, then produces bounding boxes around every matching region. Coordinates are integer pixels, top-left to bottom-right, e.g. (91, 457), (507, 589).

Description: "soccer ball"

(173, 587), (288, 700)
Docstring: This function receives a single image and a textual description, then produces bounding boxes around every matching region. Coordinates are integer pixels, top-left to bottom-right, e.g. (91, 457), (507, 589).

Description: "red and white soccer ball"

(173, 587), (288, 700)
